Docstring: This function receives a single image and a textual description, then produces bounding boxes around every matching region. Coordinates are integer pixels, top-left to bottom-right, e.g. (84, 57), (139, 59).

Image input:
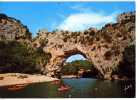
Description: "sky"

(0, 1), (135, 62)
(66, 54), (86, 62)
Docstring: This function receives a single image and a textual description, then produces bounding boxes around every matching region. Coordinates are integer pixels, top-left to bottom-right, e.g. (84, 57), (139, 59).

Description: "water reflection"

(0, 78), (135, 98)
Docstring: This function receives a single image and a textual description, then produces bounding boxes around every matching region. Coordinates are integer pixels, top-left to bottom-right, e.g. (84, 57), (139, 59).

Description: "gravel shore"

(0, 73), (59, 87)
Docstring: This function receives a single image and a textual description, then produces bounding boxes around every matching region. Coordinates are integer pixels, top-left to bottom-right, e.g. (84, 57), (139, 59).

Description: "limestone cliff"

(34, 12), (135, 79)
(0, 12), (135, 79)
(0, 13), (50, 74)
(0, 13), (31, 40)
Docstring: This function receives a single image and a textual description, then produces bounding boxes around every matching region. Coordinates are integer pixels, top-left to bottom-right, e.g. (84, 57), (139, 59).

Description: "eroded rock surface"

(0, 14), (50, 74)
(0, 12), (135, 79)
(0, 13), (31, 40)
(33, 12), (135, 79)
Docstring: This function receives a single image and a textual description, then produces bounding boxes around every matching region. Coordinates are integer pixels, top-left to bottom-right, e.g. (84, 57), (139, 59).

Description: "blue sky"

(0, 1), (135, 62)
(66, 54), (86, 62)
(0, 2), (135, 36)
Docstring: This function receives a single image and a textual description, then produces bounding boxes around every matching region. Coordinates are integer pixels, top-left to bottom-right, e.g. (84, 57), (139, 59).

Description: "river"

(0, 78), (135, 98)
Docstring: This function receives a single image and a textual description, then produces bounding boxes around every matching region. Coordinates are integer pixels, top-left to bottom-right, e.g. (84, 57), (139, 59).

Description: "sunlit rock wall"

(34, 12), (135, 79)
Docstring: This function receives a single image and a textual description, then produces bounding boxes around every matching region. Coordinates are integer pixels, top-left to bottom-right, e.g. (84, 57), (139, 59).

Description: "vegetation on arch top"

(33, 11), (135, 79)
(34, 11), (135, 47)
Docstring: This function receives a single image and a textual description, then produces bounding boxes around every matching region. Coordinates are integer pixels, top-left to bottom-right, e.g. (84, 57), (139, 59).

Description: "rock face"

(0, 12), (135, 79)
(34, 12), (135, 79)
(113, 42), (135, 79)
(0, 13), (31, 40)
(0, 14), (51, 74)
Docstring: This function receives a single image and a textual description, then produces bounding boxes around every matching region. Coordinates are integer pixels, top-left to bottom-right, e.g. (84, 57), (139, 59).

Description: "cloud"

(57, 12), (118, 32)
(70, 4), (93, 13)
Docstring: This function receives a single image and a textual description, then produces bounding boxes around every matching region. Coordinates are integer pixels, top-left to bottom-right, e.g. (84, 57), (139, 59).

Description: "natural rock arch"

(33, 12), (135, 79)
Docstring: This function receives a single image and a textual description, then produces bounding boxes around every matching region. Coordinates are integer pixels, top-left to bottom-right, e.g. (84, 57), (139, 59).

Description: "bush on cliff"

(0, 40), (51, 74)
(112, 43), (135, 78)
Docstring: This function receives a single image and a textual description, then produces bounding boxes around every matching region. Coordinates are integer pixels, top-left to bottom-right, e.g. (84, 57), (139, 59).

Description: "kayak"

(58, 85), (70, 91)
(7, 84), (28, 91)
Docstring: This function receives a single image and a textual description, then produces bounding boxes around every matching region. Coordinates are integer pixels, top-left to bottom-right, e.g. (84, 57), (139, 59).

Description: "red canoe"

(7, 84), (28, 91)
(58, 85), (70, 91)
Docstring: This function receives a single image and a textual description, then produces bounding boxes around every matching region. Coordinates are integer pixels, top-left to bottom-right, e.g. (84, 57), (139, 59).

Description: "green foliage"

(112, 43), (135, 78)
(123, 44), (135, 63)
(61, 60), (93, 75)
(0, 40), (51, 74)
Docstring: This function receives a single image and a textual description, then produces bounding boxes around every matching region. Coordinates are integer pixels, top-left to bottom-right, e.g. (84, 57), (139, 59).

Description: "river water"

(0, 78), (135, 98)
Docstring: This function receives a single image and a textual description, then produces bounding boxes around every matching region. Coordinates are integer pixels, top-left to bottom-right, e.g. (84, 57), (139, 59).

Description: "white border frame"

(0, 0), (138, 100)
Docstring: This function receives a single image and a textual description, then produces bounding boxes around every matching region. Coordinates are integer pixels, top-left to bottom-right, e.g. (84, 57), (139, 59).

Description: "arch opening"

(60, 54), (99, 79)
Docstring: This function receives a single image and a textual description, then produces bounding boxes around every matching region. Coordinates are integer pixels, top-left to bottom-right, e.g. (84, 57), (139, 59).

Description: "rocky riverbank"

(0, 73), (58, 87)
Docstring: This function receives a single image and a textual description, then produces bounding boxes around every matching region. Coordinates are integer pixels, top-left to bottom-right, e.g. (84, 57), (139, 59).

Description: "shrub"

(0, 40), (51, 74)
(61, 60), (93, 75)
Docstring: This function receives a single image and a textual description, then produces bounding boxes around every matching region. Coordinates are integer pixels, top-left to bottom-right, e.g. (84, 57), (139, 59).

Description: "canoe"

(7, 84), (28, 91)
(58, 85), (70, 91)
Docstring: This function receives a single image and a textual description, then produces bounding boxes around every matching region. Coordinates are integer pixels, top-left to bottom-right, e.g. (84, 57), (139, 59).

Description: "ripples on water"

(0, 78), (135, 98)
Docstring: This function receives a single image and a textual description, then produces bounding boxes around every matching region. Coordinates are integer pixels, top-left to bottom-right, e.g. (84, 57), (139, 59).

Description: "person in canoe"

(58, 80), (70, 91)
